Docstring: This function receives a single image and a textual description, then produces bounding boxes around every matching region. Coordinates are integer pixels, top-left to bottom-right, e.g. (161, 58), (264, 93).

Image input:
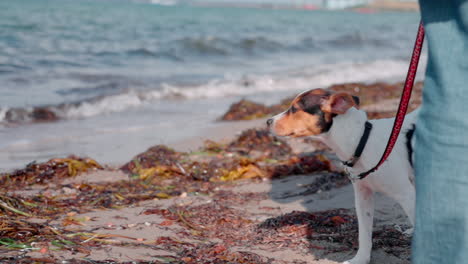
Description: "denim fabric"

(413, 1), (468, 263)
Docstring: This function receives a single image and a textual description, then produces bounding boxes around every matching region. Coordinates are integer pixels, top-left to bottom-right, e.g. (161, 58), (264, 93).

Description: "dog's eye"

(290, 106), (297, 113)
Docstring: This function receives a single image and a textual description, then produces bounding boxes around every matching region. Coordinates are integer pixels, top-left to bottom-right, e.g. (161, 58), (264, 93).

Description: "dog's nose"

(266, 118), (273, 127)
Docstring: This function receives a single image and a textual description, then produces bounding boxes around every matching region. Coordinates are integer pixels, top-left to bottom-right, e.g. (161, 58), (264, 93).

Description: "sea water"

(0, 0), (424, 171)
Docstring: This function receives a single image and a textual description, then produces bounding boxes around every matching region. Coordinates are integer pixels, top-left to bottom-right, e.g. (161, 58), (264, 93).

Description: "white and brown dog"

(267, 88), (417, 264)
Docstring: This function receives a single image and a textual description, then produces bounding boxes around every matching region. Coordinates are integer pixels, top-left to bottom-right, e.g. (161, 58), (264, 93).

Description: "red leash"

(358, 21), (425, 179)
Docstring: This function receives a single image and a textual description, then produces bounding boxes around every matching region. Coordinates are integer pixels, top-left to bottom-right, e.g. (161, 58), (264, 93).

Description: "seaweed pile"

(220, 99), (272, 121)
(0, 127), (344, 263)
(220, 81), (423, 121)
(256, 209), (410, 257)
(329, 81), (423, 119)
(0, 157), (102, 189)
(120, 128), (331, 183)
(3, 106), (59, 123)
(136, 188), (410, 263)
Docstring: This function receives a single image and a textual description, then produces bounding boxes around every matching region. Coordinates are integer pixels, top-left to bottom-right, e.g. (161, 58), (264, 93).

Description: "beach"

(2, 167), (412, 263)
(368, 1), (419, 12)
(0, 81), (420, 263)
(0, 0), (423, 262)
(0, 0), (424, 172)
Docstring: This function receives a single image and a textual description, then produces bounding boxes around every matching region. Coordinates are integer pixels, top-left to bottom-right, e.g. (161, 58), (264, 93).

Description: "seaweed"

(226, 128), (292, 159)
(120, 145), (182, 174)
(0, 157), (102, 190)
(256, 209), (410, 257)
(0, 127), (339, 263)
(118, 128), (331, 183)
(220, 99), (272, 121)
(220, 81), (423, 121)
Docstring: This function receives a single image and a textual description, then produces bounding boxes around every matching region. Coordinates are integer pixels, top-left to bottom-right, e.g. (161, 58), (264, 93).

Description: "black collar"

(343, 121), (373, 168)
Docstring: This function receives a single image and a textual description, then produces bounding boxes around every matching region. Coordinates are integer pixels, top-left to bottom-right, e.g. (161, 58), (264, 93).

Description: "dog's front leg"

(344, 182), (374, 264)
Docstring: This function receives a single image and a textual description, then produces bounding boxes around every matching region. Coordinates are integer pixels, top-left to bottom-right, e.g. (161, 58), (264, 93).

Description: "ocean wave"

(155, 59), (424, 99)
(82, 34), (402, 62)
(65, 92), (146, 118)
(324, 32), (396, 49)
(1, 23), (39, 31)
(163, 34), (398, 57)
(0, 92), (146, 123)
(170, 36), (285, 56)
(56, 82), (124, 96)
(0, 107), (7, 122)
(94, 48), (184, 61)
(126, 48), (159, 57)
(327, 32), (366, 46)
(0, 63), (32, 74)
(174, 37), (230, 56)
(0, 59), (425, 124)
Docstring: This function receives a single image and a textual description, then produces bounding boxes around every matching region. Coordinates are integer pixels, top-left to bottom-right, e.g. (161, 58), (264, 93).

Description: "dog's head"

(267, 88), (360, 137)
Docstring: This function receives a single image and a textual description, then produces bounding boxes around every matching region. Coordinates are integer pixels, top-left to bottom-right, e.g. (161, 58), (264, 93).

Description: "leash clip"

(344, 166), (359, 182)
(343, 157), (358, 168)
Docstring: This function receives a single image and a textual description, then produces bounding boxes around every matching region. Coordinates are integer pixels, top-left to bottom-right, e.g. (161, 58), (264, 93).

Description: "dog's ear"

(352, 95), (360, 106)
(320, 93), (358, 114)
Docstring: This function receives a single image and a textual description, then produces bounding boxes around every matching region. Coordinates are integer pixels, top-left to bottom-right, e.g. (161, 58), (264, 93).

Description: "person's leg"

(413, 1), (468, 263)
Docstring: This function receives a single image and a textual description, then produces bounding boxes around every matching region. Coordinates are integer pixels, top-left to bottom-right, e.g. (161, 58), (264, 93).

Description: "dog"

(267, 88), (417, 264)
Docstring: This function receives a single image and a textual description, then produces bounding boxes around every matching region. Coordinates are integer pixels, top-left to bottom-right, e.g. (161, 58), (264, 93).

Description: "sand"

(4, 117), (412, 263)
(368, 1), (419, 12)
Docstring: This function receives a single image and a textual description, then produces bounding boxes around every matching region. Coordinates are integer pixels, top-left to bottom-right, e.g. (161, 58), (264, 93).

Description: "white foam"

(65, 91), (144, 118)
(0, 107), (7, 122)
(150, 58), (426, 99)
(54, 58), (426, 119)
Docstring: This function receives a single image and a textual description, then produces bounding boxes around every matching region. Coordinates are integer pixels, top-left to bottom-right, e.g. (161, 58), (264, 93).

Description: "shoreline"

(0, 80), (422, 173)
(367, 1), (419, 12)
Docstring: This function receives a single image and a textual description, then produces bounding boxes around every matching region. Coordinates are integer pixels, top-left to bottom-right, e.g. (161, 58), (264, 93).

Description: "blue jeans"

(413, 1), (468, 263)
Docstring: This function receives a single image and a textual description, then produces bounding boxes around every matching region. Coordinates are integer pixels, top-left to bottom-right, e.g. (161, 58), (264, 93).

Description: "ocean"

(0, 0), (424, 171)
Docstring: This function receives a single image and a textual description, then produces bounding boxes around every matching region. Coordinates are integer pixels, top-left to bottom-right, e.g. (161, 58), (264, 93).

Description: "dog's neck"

(318, 107), (369, 163)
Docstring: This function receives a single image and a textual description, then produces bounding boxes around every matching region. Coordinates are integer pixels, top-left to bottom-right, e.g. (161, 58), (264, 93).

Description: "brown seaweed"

(220, 99), (272, 121)
(220, 81), (423, 121)
(0, 157), (102, 190)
